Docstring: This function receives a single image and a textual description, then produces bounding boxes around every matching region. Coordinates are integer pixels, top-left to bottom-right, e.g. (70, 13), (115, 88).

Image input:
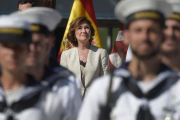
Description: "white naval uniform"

(42, 66), (82, 120)
(78, 63), (180, 120)
(0, 67), (81, 120)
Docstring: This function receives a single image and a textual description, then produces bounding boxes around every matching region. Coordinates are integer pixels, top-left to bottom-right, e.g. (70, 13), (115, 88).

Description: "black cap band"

(126, 11), (165, 28)
(0, 28), (32, 44)
(168, 12), (180, 22)
(31, 24), (50, 35)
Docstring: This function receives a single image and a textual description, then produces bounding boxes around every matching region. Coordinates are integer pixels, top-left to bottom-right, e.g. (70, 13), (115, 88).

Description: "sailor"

(12, 7), (81, 120)
(0, 15), (45, 120)
(13, 7), (64, 72)
(160, 0), (180, 74)
(78, 0), (180, 120)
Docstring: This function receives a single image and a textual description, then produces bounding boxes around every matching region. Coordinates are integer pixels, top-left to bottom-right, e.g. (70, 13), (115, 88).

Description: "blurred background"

(0, 0), (122, 55)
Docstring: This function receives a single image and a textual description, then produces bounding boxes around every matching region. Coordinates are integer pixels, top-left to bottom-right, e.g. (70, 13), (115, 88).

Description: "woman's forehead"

(78, 21), (90, 26)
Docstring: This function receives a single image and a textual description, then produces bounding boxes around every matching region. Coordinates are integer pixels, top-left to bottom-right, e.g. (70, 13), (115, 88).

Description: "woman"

(60, 16), (109, 97)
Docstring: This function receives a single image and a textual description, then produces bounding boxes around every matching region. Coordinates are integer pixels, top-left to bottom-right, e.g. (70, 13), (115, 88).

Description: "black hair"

(18, 0), (36, 7)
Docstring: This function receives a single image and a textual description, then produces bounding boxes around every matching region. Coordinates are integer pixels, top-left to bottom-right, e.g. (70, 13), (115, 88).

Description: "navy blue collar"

(42, 65), (55, 80)
(49, 57), (60, 69)
(0, 74), (40, 88)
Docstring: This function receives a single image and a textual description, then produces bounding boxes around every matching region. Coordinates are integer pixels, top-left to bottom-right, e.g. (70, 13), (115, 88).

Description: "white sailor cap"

(115, 0), (172, 27)
(12, 7), (62, 35)
(0, 15), (32, 44)
(166, 0), (180, 21)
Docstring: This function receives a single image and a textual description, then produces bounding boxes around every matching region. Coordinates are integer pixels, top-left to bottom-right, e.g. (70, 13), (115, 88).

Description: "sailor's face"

(161, 19), (180, 54)
(18, 3), (32, 11)
(75, 22), (91, 44)
(0, 43), (28, 71)
(26, 33), (48, 68)
(127, 19), (162, 59)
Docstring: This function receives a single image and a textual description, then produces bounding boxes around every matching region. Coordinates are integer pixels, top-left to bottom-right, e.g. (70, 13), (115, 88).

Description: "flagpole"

(107, 26), (113, 54)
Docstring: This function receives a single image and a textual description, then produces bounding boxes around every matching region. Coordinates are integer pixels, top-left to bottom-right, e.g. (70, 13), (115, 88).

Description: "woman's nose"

(81, 28), (86, 32)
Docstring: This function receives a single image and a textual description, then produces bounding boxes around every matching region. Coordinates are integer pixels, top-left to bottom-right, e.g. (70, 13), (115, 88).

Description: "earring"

(75, 38), (77, 41)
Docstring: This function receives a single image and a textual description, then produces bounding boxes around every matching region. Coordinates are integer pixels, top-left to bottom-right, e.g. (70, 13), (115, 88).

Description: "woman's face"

(75, 22), (91, 43)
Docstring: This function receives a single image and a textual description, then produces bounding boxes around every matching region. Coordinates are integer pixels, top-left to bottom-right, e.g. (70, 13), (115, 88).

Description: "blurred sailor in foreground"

(160, 0), (180, 74)
(0, 15), (66, 120)
(78, 0), (180, 120)
(12, 7), (82, 120)
(18, 0), (60, 69)
(12, 7), (65, 73)
(0, 15), (35, 120)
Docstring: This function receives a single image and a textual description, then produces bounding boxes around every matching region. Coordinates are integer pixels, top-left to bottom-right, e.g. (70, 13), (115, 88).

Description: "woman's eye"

(85, 27), (90, 29)
(78, 27), (82, 30)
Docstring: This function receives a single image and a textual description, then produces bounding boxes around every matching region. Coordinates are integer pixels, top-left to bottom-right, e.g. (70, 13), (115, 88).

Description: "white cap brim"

(115, 0), (172, 23)
(11, 7), (62, 32)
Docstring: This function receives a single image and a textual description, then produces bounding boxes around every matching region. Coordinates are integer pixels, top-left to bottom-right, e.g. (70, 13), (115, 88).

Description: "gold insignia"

(0, 28), (24, 35)
(135, 12), (161, 20)
(169, 13), (180, 21)
(31, 25), (40, 32)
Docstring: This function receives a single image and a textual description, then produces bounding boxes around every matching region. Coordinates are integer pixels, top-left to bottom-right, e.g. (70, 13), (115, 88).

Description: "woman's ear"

(123, 30), (130, 45)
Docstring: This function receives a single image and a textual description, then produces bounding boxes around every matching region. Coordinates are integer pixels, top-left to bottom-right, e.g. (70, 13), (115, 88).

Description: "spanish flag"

(57, 0), (102, 63)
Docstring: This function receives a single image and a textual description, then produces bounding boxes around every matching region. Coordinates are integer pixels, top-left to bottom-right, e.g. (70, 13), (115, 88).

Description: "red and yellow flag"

(57, 0), (102, 63)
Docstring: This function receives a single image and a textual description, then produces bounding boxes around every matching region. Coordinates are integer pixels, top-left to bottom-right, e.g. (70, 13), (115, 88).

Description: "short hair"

(18, 0), (36, 7)
(67, 16), (95, 47)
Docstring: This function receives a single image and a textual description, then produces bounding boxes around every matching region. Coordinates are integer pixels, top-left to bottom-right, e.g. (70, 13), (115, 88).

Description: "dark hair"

(67, 16), (95, 47)
(18, 0), (36, 7)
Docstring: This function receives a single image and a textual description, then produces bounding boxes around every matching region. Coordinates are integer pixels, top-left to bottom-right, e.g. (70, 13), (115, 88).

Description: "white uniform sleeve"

(171, 79), (180, 120)
(58, 75), (82, 120)
(64, 76), (82, 120)
(78, 76), (111, 120)
(44, 75), (82, 120)
(78, 75), (122, 120)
